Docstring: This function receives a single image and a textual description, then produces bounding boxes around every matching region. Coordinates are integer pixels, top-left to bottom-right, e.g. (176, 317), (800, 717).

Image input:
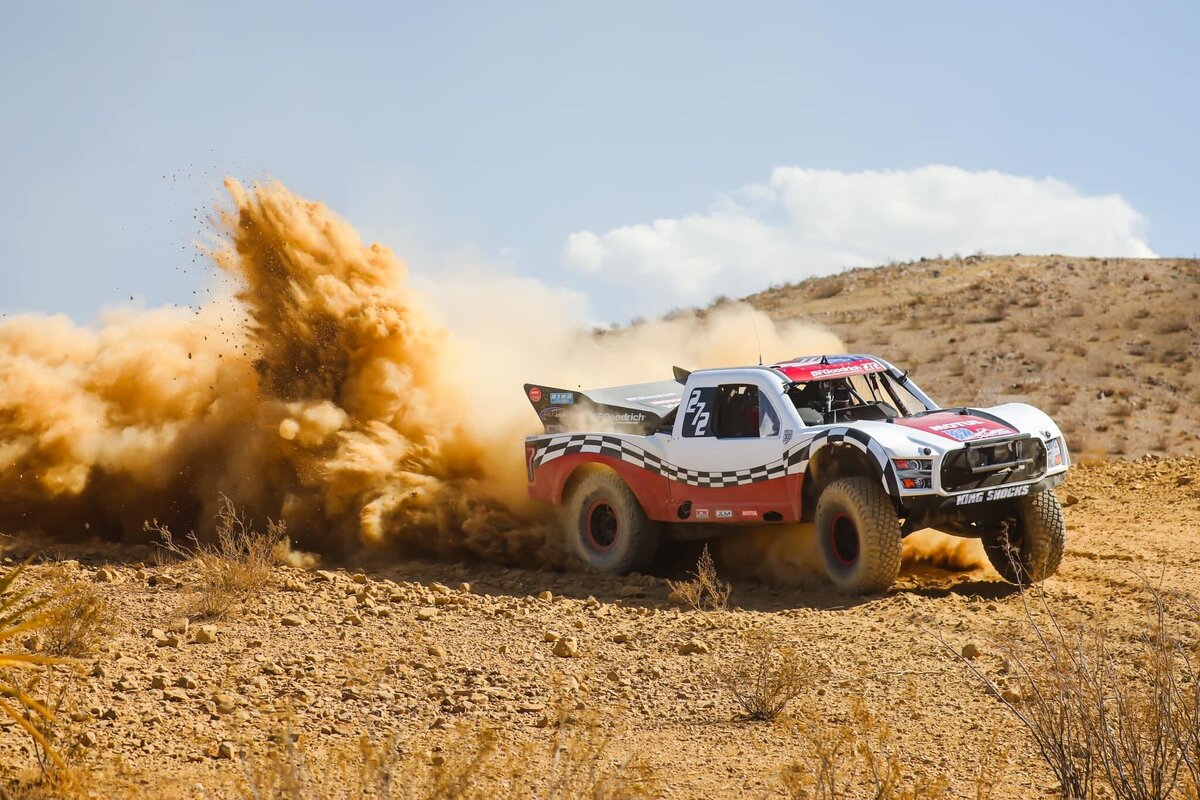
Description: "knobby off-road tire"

(815, 477), (903, 594)
(563, 472), (660, 574)
(983, 490), (1066, 584)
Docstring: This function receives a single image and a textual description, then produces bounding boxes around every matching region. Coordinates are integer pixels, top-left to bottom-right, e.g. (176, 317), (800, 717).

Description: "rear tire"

(563, 472), (660, 574)
(983, 490), (1065, 584)
(815, 477), (902, 594)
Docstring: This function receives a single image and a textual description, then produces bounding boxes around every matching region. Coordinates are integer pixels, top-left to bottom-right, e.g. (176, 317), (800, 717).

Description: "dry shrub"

(718, 628), (815, 721)
(810, 279), (846, 300)
(39, 568), (118, 657)
(668, 545), (731, 612)
(148, 495), (284, 619)
(952, 575), (1200, 800)
(779, 699), (961, 800)
(238, 707), (657, 799)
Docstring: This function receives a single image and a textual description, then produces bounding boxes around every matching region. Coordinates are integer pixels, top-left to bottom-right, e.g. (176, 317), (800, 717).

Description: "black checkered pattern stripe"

(528, 427), (898, 491)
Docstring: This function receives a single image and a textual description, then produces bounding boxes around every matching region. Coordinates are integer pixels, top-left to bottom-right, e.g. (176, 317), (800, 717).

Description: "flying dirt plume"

(0, 179), (854, 567)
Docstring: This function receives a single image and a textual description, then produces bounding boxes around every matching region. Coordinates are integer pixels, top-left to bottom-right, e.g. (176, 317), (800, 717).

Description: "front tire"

(815, 477), (902, 594)
(563, 472), (660, 574)
(982, 490), (1065, 584)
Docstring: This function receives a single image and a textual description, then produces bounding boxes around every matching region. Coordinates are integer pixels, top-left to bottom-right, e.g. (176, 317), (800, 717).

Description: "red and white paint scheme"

(524, 354), (1071, 592)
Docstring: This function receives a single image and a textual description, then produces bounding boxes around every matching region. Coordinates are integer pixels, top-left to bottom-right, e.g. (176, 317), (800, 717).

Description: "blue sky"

(1, 1), (1196, 323)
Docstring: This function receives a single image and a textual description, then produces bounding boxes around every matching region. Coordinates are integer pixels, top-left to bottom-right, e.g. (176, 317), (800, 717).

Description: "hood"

(892, 410), (1018, 443)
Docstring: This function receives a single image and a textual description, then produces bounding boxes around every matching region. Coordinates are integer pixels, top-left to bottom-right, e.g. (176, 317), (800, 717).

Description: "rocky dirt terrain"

(742, 255), (1200, 458)
(2, 456), (1199, 798)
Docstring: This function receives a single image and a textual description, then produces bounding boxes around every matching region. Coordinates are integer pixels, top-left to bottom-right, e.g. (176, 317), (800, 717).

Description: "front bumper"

(900, 472), (1066, 516)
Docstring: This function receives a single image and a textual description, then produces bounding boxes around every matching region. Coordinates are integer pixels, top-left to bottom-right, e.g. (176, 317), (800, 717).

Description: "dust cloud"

(0, 179), (850, 568)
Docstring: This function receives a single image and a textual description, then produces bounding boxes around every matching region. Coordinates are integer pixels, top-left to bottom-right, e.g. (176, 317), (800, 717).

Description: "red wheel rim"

(829, 513), (860, 566)
(586, 500), (619, 552)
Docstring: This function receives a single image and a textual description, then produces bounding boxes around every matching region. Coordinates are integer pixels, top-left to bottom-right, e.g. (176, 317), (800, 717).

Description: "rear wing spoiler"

(524, 375), (687, 435)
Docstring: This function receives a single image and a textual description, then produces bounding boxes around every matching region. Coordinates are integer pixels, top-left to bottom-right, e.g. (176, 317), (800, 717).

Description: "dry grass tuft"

(668, 545), (731, 612)
(779, 699), (964, 799)
(718, 628), (815, 721)
(147, 495), (285, 619)
(39, 568), (118, 657)
(237, 706), (657, 799)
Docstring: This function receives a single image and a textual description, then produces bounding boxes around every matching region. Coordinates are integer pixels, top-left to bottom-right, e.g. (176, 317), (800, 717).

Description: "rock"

(667, 589), (688, 605)
(553, 637), (580, 658)
(458, 582), (471, 594)
(114, 677), (139, 692)
(177, 674), (199, 690)
(430, 582), (451, 595)
(217, 740), (235, 759)
(151, 675), (168, 690)
(91, 662), (107, 678)
(79, 731), (98, 748)
(214, 694), (237, 714)
(416, 608), (438, 621)
(94, 567), (123, 584)
(156, 632), (182, 648)
(163, 688), (189, 702)
(517, 702), (545, 713)
(543, 630), (562, 642)
(1062, 494), (1080, 508)
(619, 585), (644, 598)
(679, 639), (710, 655)
(167, 617), (190, 634)
(1001, 689), (1022, 704)
(1178, 476), (1194, 487)
(537, 590), (553, 602)
(427, 644), (447, 658)
(281, 615), (304, 627)
(351, 573), (368, 584)
(193, 625), (218, 644)
(962, 643), (981, 660)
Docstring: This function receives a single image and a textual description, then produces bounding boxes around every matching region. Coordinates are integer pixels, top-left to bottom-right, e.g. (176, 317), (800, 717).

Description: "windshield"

(786, 371), (928, 424)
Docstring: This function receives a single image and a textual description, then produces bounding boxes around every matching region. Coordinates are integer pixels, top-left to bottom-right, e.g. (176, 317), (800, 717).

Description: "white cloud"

(565, 165), (1156, 313)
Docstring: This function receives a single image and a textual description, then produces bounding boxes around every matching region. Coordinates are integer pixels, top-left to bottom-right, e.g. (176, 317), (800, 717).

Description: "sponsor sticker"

(716, 510), (733, 519)
(741, 510), (758, 518)
(783, 429), (794, 445)
(598, 412), (647, 424)
(549, 392), (574, 405)
(528, 387), (543, 403)
(695, 509), (710, 520)
(954, 485), (1032, 506)
(539, 406), (564, 421)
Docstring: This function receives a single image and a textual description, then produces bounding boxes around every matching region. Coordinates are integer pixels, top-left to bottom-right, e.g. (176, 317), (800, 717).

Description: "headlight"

(1046, 437), (1066, 468)
(892, 458), (932, 490)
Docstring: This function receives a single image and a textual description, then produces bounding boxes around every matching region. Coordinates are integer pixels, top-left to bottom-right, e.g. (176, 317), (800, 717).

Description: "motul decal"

(528, 387), (543, 402)
(893, 412), (1016, 442)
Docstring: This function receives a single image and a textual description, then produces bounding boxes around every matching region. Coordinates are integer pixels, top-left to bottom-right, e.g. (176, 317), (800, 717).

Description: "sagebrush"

(148, 495), (285, 619)
(668, 545), (731, 612)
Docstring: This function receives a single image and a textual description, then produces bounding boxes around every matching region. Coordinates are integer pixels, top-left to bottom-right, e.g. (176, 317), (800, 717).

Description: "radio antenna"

(751, 315), (764, 366)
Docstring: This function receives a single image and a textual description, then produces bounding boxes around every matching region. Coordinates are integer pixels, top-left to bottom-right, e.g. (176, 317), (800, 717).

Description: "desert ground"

(2, 456), (1199, 798)
(2, 255), (1199, 798)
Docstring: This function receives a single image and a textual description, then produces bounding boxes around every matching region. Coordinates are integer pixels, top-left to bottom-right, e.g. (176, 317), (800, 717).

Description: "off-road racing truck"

(524, 355), (1069, 594)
